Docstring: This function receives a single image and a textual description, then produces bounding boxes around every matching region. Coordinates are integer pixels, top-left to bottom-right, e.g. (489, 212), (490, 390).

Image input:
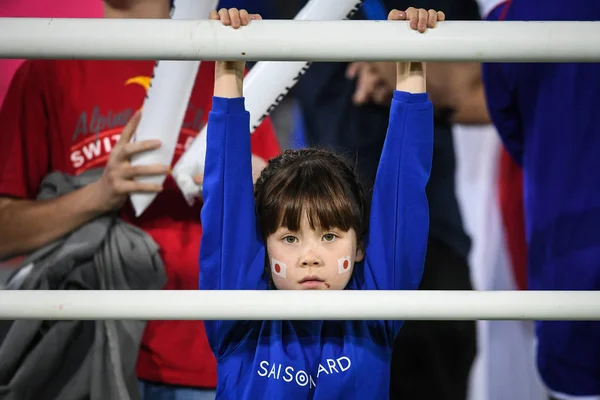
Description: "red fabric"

(498, 0), (512, 20)
(491, 0), (528, 291)
(0, 0), (102, 106)
(0, 59), (280, 388)
(497, 148), (528, 290)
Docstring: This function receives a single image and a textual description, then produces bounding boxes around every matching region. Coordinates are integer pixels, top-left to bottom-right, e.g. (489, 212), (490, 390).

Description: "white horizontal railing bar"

(0, 290), (598, 320)
(0, 19), (599, 62)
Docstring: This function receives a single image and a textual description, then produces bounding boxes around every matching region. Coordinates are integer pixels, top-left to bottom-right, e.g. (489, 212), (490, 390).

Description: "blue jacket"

(199, 91), (433, 399)
(483, 1), (600, 396)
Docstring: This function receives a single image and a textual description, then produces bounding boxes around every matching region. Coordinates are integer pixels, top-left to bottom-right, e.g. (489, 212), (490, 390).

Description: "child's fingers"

(387, 9), (406, 20)
(209, 10), (219, 20)
(437, 11), (446, 21)
(240, 9), (250, 26)
(405, 7), (418, 30)
(228, 8), (241, 29)
(250, 13), (262, 20)
(218, 8), (231, 25)
(417, 8), (428, 32)
(428, 9), (438, 28)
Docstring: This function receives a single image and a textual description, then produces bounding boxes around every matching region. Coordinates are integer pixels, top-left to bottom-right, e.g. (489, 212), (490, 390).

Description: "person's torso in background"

(28, 59), (208, 293)
(6, 59), (279, 388)
(24, 59), (213, 387)
(487, 1), (600, 292)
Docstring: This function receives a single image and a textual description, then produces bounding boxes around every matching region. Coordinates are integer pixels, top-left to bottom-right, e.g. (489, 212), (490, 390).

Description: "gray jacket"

(0, 169), (167, 400)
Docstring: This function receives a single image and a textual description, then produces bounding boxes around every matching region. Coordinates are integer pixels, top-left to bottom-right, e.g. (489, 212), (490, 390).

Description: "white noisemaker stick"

(129, 0), (218, 216)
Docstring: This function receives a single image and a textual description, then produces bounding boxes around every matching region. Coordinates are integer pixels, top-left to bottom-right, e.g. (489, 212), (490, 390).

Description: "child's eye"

(283, 236), (298, 244)
(323, 233), (336, 242)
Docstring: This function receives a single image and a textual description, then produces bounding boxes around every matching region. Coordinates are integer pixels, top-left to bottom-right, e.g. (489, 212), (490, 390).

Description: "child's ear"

(355, 243), (365, 262)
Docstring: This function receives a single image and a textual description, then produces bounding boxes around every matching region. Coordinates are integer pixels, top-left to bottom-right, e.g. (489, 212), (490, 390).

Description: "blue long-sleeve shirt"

(199, 91), (433, 399)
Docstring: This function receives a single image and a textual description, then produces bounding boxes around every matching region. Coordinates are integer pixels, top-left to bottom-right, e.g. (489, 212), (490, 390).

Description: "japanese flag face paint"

(337, 257), (352, 274)
(271, 258), (287, 278)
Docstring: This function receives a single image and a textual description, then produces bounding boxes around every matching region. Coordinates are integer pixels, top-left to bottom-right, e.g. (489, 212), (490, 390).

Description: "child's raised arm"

(357, 8), (442, 294)
(200, 10), (268, 291)
(200, 8), (269, 358)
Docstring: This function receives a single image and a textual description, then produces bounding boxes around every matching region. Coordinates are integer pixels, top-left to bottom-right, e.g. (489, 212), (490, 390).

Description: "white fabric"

(549, 390), (600, 400)
(475, 0), (507, 19)
(452, 123), (546, 400)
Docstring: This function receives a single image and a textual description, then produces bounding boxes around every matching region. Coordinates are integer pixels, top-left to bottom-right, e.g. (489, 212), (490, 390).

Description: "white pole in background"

(1, 20), (599, 62)
(0, 290), (599, 320)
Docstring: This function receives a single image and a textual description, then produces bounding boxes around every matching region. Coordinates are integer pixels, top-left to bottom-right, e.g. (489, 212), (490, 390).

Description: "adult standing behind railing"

(0, 1), (102, 283)
(482, 1), (600, 399)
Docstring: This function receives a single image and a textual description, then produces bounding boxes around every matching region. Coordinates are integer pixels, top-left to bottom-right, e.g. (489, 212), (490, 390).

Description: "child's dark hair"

(254, 148), (367, 241)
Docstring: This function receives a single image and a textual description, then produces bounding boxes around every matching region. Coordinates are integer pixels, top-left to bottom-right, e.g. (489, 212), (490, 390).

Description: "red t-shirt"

(0, 59), (280, 388)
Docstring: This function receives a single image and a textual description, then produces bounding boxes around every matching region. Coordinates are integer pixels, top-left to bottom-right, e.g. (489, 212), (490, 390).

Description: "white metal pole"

(0, 19), (599, 62)
(0, 290), (598, 320)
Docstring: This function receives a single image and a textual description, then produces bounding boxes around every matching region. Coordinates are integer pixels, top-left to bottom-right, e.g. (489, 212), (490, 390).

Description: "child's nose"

(300, 250), (323, 267)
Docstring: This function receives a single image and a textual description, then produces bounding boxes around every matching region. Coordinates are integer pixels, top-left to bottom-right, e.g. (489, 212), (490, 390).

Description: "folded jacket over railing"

(0, 168), (167, 400)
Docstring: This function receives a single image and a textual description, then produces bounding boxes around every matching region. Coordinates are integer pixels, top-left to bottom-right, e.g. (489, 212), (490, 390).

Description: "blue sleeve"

(350, 91), (433, 336)
(482, 62), (524, 166)
(199, 96), (267, 357)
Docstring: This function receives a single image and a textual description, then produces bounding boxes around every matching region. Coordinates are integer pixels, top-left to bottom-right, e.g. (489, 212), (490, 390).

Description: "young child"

(200, 7), (442, 399)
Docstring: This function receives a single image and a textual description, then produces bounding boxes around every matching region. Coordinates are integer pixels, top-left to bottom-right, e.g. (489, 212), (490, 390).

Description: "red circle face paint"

(337, 257), (352, 274)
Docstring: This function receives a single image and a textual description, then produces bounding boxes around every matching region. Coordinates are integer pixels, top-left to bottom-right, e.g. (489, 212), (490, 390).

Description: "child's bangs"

(262, 168), (360, 236)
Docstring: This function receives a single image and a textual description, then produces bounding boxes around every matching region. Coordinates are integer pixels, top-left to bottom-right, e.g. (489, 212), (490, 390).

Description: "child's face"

(266, 214), (364, 290)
